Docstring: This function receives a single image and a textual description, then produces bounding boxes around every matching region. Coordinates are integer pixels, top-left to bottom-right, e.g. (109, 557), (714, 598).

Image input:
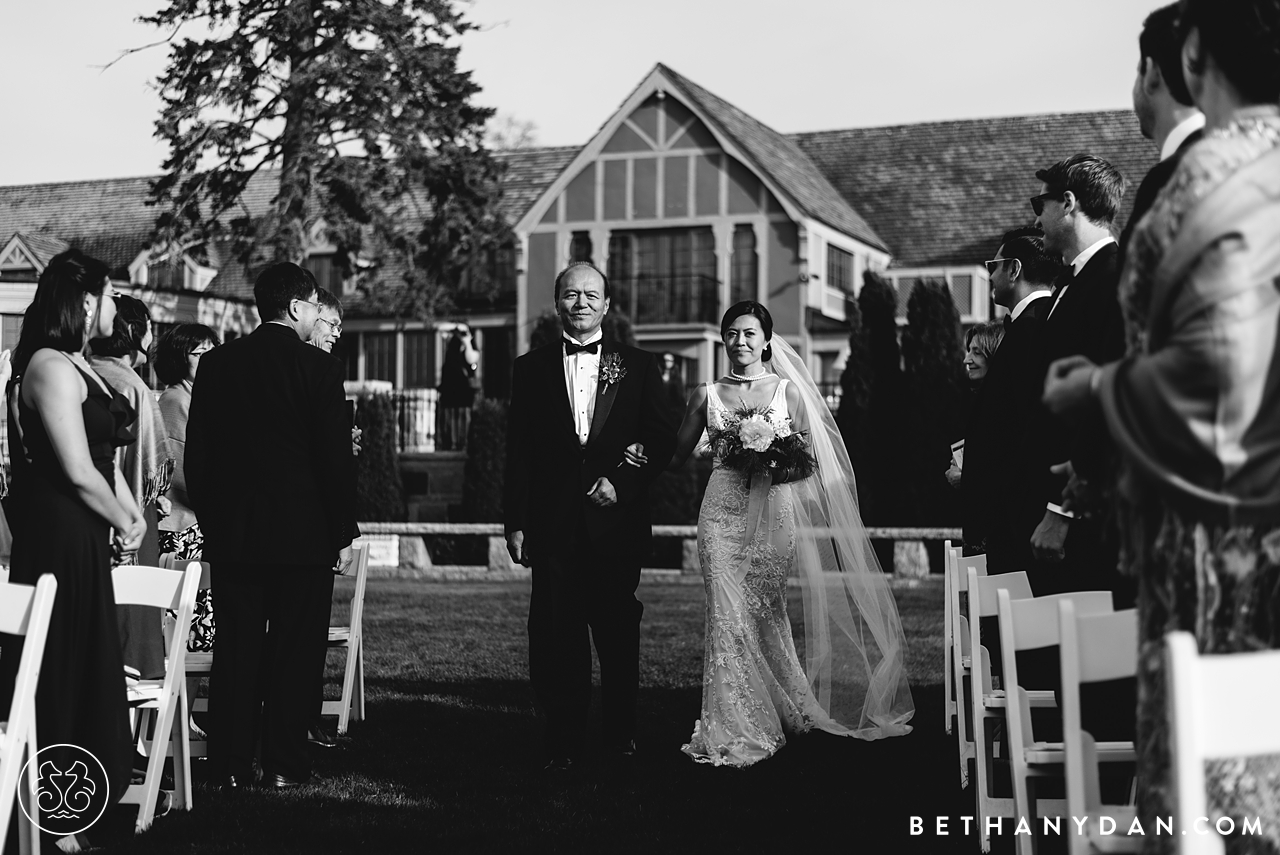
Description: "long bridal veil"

(770, 337), (915, 739)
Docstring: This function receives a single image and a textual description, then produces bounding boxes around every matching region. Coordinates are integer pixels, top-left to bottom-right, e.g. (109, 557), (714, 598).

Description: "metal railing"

(392, 388), (438, 453)
(612, 274), (720, 325)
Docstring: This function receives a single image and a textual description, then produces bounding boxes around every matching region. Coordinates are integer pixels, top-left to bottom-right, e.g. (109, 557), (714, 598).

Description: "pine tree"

(857, 270), (903, 524)
(900, 279), (966, 527)
(835, 295), (873, 508)
(144, 0), (508, 317)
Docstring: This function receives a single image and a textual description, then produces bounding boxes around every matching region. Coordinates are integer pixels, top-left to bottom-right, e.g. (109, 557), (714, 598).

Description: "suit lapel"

(586, 342), (622, 449)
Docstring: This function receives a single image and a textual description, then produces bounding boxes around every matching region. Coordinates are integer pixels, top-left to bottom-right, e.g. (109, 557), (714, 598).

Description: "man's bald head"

(554, 262), (611, 301)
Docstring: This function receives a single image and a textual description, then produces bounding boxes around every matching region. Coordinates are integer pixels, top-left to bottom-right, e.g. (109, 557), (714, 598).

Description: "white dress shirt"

(1161, 113), (1205, 162)
(1048, 236), (1117, 318)
(1009, 289), (1052, 322)
(563, 330), (603, 447)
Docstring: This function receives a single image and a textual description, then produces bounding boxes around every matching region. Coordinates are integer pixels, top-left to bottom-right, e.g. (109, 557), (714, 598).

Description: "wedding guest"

(1028, 153), (1128, 596)
(659, 352), (686, 418)
(1118, 2), (1205, 264)
(946, 321), (1002, 496)
(0, 250), (141, 841)
(437, 323), (479, 450)
(186, 262), (356, 790)
(1045, 0), (1280, 847)
(90, 294), (173, 684)
(155, 323), (221, 653)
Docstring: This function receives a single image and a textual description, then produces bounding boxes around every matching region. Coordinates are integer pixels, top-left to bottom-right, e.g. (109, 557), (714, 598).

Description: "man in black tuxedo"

(186, 262), (357, 789)
(962, 228), (1061, 575)
(504, 262), (677, 770)
(1028, 154), (1128, 597)
(1118, 2), (1205, 262)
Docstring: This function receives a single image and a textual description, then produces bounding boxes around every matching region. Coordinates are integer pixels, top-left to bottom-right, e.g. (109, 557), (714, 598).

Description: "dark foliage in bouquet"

(710, 403), (817, 481)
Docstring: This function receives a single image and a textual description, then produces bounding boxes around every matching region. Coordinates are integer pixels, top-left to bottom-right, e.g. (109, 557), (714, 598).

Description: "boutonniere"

(600, 352), (627, 386)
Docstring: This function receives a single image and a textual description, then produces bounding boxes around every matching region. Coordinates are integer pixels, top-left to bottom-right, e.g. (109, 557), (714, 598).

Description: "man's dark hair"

(315, 286), (344, 317)
(998, 227), (1067, 287)
(154, 323), (221, 386)
(554, 261), (611, 300)
(1035, 154), (1127, 224)
(1179, 0), (1280, 104)
(254, 262), (318, 321)
(12, 249), (110, 374)
(89, 293), (152, 359)
(1140, 4), (1195, 106)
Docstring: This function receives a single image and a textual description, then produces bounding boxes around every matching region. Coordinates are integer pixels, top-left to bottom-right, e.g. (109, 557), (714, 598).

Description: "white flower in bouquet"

(768, 411), (792, 438)
(737, 413), (776, 452)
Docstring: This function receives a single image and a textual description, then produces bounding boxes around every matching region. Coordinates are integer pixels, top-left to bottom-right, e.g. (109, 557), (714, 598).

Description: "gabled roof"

(658, 64), (888, 252)
(494, 146), (580, 224)
(16, 232), (70, 267)
(791, 110), (1156, 268)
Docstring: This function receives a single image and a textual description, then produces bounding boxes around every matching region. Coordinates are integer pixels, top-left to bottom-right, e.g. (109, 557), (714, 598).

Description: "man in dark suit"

(186, 262), (357, 789)
(504, 262), (677, 770)
(1028, 154), (1128, 596)
(1118, 2), (1205, 261)
(962, 228), (1061, 575)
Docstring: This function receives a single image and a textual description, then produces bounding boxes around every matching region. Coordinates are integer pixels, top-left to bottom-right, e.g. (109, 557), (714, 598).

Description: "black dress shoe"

(263, 771), (325, 789)
(307, 724), (336, 748)
(543, 757), (575, 773)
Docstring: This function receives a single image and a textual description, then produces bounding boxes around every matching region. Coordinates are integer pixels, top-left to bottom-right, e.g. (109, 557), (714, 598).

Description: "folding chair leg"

(354, 641), (365, 723)
(337, 645), (355, 736)
(171, 683), (192, 811)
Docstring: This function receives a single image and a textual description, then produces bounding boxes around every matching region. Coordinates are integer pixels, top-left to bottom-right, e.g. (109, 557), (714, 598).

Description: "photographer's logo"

(18, 744), (110, 836)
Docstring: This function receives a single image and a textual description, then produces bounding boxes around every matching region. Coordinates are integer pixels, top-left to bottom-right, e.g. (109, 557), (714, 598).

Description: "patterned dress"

(682, 380), (828, 766)
(1117, 109), (1280, 855)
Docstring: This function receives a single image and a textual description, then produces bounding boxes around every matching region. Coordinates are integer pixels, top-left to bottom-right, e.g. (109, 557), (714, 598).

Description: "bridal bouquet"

(710, 403), (817, 480)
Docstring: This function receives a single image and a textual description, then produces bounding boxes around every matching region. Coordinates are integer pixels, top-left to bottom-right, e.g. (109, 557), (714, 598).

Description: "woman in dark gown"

(1, 250), (145, 840)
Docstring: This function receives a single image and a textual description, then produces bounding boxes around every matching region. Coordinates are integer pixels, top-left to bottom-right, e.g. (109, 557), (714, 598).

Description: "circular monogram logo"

(18, 743), (111, 837)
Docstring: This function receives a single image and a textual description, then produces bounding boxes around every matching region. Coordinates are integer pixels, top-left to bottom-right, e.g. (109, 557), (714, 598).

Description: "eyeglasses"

(983, 257), (1021, 276)
(316, 317), (342, 335)
(1030, 191), (1064, 217)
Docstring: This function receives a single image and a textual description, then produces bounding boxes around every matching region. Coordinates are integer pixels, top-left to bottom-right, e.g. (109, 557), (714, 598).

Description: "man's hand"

(587, 477), (617, 507)
(945, 462), (962, 489)
(335, 545), (354, 576)
(1043, 355), (1098, 417)
(621, 443), (647, 468)
(1030, 510), (1070, 564)
(506, 531), (530, 566)
(352, 427), (363, 456)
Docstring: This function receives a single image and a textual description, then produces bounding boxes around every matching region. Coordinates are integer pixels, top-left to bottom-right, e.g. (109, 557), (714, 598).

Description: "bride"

(628, 301), (914, 766)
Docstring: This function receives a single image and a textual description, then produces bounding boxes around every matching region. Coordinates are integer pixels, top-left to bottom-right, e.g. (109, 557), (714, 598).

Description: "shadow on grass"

(92, 580), (993, 854)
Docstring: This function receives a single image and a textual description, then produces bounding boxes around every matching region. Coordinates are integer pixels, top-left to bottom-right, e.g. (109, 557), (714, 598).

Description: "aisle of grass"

(97, 578), (983, 854)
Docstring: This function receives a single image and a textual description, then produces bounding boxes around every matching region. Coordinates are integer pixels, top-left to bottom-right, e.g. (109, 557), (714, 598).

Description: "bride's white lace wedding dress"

(682, 380), (828, 766)
(682, 344), (915, 767)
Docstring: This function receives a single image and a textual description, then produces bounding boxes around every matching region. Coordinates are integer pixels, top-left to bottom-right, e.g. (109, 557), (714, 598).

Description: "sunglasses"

(983, 257), (1021, 276)
(1030, 191), (1064, 217)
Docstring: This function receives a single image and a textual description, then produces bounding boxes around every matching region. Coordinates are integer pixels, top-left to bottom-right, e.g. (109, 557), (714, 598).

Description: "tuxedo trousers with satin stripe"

(528, 535), (643, 758)
(209, 564), (334, 781)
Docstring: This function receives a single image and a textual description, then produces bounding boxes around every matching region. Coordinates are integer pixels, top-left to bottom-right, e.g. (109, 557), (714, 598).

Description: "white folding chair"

(968, 568), (1059, 852)
(944, 540), (959, 736)
(997, 588), (1116, 854)
(322, 544), (370, 735)
(113, 563), (200, 833)
(159, 556), (213, 759)
(0, 574), (57, 855)
(950, 552), (987, 788)
(1167, 632), (1280, 855)
(1059, 601), (1141, 855)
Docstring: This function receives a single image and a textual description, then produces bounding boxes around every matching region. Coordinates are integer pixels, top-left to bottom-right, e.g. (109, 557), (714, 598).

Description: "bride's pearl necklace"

(728, 368), (774, 382)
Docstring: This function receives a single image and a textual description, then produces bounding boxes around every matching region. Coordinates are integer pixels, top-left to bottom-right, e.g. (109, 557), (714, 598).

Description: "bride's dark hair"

(720, 301), (774, 362)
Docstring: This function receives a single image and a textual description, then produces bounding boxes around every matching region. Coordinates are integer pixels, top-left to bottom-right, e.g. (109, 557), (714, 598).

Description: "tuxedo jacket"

(503, 340), (677, 564)
(962, 296), (1053, 547)
(1037, 242), (1127, 504)
(185, 322), (357, 567)
(1117, 129), (1203, 264)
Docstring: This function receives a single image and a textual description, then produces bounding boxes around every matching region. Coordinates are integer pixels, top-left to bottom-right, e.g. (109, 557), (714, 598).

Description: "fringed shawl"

(90, 355), (174, 507)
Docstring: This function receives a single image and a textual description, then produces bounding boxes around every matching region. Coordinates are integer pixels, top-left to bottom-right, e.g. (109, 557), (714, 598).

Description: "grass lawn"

(91, 577), (997, 854)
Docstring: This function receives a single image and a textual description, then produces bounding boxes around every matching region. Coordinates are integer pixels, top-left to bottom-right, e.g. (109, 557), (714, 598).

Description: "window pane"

(731, 224), (757, 305)
(364, 332), (396, 382)
(950, 274), (973, 315)
(827, 245), (854, 293)
(403, 331), (435, 388)
(570, 232), (593, 263)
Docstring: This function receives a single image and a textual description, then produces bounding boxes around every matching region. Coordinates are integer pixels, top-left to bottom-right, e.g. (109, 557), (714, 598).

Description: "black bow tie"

(564, 340), (600, 356)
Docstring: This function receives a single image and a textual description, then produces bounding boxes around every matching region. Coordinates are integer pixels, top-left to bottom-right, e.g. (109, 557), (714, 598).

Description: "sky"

(0, 0), (1160, 187)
